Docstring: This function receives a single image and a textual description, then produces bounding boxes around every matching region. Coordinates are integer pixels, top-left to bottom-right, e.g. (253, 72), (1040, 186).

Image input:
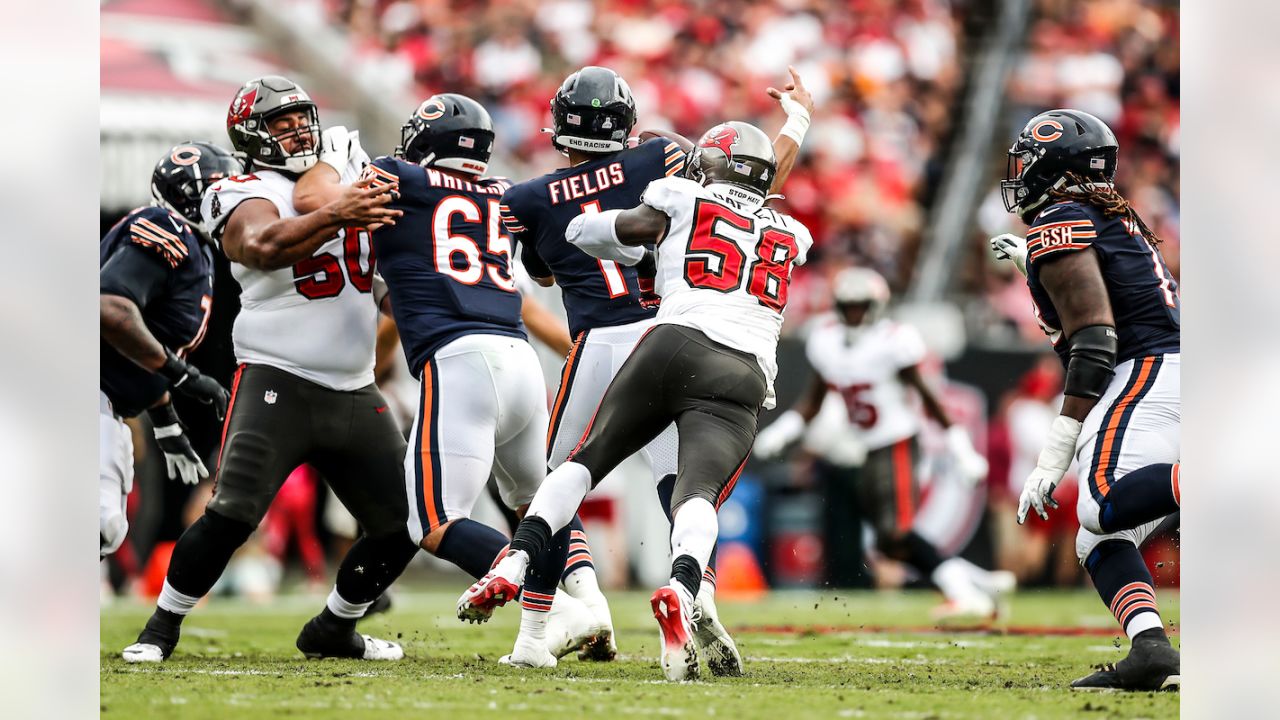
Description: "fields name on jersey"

(548, 163), (626, 205)
(425, 168), (504, 196)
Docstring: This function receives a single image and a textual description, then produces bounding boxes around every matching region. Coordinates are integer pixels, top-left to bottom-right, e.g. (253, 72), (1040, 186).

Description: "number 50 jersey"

(201, 148), (378, 391)
(643, 176), (813, 408)
(365, 157), (525, 378)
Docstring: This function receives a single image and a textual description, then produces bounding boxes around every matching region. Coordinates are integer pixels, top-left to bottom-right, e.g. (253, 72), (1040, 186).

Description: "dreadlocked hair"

(1047, 172), (1162, 245)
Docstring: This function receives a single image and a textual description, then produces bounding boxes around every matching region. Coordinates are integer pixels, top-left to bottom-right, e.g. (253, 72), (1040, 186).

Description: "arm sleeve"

(100, 244), (171, 309)
(1026, 203), (1097, 268)
(500, 189), (552, 278)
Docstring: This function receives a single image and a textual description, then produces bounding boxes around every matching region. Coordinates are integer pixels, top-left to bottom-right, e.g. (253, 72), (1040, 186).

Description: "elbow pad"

(1063, 325), (1118, 399)
(566, 209), (646, 266)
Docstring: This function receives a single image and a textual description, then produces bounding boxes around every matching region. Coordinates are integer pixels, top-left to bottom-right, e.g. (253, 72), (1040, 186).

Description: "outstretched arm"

(765, 66), (815, 194)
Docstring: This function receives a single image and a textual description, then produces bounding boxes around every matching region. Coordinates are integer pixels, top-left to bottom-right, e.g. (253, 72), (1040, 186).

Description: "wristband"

(778, 93), (811, 145)
(158, 349), (192, 387)
(147, 401), (181, 427)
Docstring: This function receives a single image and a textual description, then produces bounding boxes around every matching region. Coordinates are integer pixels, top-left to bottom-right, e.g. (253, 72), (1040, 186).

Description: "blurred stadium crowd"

(101, 0), (1178, 602)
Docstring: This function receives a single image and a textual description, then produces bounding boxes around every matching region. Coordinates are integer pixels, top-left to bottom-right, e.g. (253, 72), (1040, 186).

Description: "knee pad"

(100, 511), (128, 557)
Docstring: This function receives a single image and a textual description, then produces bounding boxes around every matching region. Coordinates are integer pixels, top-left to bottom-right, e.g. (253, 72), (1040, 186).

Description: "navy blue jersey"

(499, 138), (685, 336)
(367, 158), (526, 377)
(1026, 200), (1180, 365)
(100, 206), (214, 418)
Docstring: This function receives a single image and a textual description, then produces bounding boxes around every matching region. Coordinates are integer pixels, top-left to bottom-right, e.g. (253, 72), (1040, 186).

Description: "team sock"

(669, 498), (718, 600)
(670, 554), (703, 601)
(1098, 463), (1181, 533)
(561, 516), (596, 582)
(157, 509), (256, 623)
(435, 518), (509, 580)
(518, 521), (572, 642)
(659, 477), (720, 590)
(1085, 539), (1165, 640)
(902, 531), (944, 575)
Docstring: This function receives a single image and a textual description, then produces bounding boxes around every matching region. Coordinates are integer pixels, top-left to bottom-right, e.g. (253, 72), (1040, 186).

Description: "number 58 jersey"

(643, 176), (813, 408)
(201, 149), (378, 391)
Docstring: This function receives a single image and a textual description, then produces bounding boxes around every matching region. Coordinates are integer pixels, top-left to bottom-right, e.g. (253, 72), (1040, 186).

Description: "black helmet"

(549, 66), (636, 154)
(685, 121), (776, 200)
(396, 94), (495, 175)
(150, 141), (242, 225)
(1001, 108), (1119, 221)
(226, 75), (321, 174)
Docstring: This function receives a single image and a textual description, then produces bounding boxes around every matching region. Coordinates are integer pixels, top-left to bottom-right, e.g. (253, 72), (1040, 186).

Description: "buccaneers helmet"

(549, 66), (636, 154)
(150, 141), (241, 225)
(1001, 109), (1119, 221)
(226, 75), (321, 174)
(832, 266), (889, 329)
(396, 94), (495, 175)
(685, 121), (776, 200)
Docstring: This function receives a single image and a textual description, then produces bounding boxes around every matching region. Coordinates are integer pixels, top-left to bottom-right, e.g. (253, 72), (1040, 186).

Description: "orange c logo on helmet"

(1031, 119), (1064, 143)
(171, 145), (202, 166)
(417, 98), (446, 121)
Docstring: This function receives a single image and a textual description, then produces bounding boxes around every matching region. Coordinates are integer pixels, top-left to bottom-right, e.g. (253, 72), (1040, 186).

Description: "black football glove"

(636, 249), (661, 310)
(146, 402), (208, 486)
(158, 349), (230, 422)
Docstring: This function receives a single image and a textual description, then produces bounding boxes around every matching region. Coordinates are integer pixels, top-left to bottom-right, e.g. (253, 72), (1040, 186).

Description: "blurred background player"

(496, 64), (814, 674)
(754, 266), (1011, 620)
(355, 93), (607, 667)
(100, 141), (239, 559)
(466, 121), (812, 681)
(992, 108), (1180, 690)
(124, 75), (417, 664)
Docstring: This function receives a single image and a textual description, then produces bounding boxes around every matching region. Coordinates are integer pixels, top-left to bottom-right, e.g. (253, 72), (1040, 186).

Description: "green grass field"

(101, 588), (1178, 719)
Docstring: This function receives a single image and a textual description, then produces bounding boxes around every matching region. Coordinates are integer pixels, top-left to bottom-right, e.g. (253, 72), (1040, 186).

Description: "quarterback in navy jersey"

(99, 142), (239, 558)
(992, 109), (1180, 691)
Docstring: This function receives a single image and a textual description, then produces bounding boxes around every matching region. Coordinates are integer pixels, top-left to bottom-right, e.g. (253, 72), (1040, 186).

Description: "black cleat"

(296, 612), (404, 661)
(1072, 629), (1180, 691)
(360, 593), (393, 621)
(122, 613), (181, 663)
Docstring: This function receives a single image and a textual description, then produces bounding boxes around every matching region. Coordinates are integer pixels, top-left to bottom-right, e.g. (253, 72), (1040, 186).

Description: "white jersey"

(643, 176), (813, 408)
(201, 150), (377, 391)
(804, 316), (927, 450)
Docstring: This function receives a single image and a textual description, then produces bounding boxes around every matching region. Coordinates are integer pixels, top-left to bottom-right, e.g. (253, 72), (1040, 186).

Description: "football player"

(123, 75), (416, 663)
(100, 142), (239, 558)
(991, 109), (1180, 690)
(753, 266), (1013, 619)
(354, 94), (612, 667)
(462, 121), (813, 681)
(495, 65), (814, 674)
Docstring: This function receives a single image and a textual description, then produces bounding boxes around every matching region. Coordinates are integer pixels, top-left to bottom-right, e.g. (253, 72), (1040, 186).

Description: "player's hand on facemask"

(944, 426), (989, 487)
(147, 402), (209, 486)
(989, 233), (1028, 277)
(159, 350), (230, 422)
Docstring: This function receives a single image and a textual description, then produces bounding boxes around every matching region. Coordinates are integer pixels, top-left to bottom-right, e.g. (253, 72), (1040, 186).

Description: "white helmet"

(832, 267), (890, 327)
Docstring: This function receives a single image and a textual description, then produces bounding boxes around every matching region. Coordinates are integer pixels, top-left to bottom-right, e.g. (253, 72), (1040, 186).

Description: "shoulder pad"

(1027, 201), (1097, 265)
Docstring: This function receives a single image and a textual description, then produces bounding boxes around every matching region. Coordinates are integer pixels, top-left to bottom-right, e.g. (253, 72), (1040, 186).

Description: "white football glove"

(989, 233), (1028, 277)
(753, 410), (806, 460)
(944, 426), (989, 487)
(146, 404), (208, 486)
(318, 125), (354, 175)
(1016, 415), (1083, 524)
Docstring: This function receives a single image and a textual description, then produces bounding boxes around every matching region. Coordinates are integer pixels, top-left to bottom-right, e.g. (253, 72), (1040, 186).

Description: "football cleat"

(691, 585), (742, 676)
(651, 585), (699, 681)
(545, 592), (614, 661)
(931, 594), (997, 625)
(295, 615), (404, 661)
(122, 614), (180, 662)
(457, 571), (520, 624)
(500, 636), (559, 669)
(1072, 630), (1180, 691)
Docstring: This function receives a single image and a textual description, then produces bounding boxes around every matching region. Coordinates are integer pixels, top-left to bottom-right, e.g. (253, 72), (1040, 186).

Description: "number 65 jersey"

(643, 176), (813, 408)
(201, 148), (378, 391)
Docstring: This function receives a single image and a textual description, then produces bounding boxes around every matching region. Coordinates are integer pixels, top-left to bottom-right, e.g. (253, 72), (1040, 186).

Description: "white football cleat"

(122, 642), (166, 663)
(651, 585), (699, 681)
(358, 635), (404, 661)
(691, 585), (742, 676)
(931, 593), (997, 624)
(545, 592), (613, 660)
(500, 636), (558, 668)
